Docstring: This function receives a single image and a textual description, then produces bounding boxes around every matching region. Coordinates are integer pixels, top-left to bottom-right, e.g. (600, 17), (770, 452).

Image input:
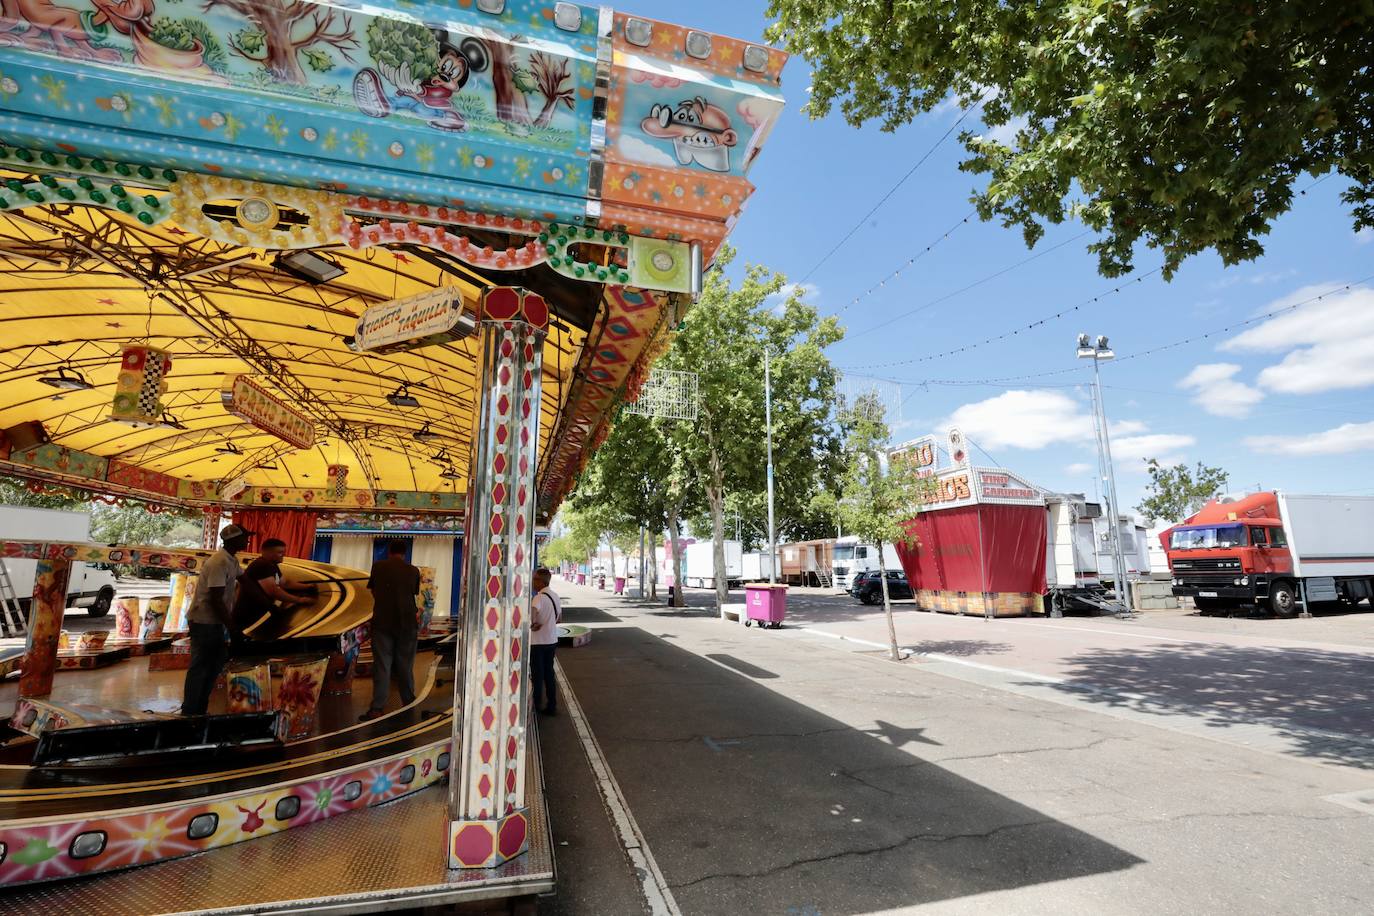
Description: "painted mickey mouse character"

(354, 29), (489, 132)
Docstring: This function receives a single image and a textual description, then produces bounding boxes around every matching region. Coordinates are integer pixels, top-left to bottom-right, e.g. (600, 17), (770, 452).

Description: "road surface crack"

(670, 820), (1050, 890)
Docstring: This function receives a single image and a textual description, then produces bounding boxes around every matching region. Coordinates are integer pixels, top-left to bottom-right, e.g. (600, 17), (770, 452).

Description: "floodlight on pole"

(1076, 332), (1132, 617)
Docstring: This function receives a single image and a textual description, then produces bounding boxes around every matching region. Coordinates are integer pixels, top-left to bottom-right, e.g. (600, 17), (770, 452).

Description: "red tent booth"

(895, 467), (1048, 617)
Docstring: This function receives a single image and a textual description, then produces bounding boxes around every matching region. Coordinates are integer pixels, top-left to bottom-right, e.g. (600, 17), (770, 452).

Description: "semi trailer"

(1163, 491), (1374, 615)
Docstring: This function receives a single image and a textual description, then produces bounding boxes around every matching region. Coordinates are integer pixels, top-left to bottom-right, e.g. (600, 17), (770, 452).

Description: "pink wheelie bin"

(744, 583), (787, 629)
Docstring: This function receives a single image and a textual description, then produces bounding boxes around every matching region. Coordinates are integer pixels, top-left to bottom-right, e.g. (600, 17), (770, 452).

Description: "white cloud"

(979, 115), (1028, 147)
(943, 390), (1092, 450)
(1221, 284), (1374, 394)
(1245, 420), (1374, 456)
(943, 390), (1193, 467)
(1109, 419), (1148, 437)
(1112, 433), (1195, 464)
(616, 134), (678, 169)
(1357, 228), (1373, 245)
(1177, 362), (1265, 418)
(1208, 267), (1297, 290)
(1065, 462), (1093, 475)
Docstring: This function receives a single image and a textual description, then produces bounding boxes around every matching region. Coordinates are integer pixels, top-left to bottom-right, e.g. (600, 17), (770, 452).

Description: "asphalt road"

(539, 579), (1374, 915)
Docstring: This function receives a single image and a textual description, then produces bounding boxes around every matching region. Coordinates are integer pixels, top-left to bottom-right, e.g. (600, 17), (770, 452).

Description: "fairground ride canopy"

(0, 0), (785, 519)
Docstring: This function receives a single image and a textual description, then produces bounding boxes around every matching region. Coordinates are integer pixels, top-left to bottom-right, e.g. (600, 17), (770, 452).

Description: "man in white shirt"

(529, 567), (562, 716)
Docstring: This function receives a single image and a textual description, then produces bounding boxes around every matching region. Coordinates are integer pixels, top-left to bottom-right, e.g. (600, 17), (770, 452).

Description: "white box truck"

(682, 539), (743, 589)
(741, 550), (780, 582)
(832, 536), (902, 592)
(0, 505), (118, 620)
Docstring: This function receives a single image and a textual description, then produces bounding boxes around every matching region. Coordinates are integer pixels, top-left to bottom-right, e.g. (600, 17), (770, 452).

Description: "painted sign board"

(354, 287), (474, 354)
(220, 375), (315, 450)
(923, 466), (1044, 512)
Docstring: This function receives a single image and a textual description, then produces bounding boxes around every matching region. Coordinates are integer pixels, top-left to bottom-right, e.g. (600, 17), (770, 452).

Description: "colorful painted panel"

(110, 346), (172, 426)
(277, 656), (329, 741)
(226, 662), (273, 713)
(7, 443), (108, 480)
(107, 459), (184, 498)
(221, 375), (317, 449)
(0, 2), (785, 243)
(0, 0), (598, 223)
(0, 743), (449, 887)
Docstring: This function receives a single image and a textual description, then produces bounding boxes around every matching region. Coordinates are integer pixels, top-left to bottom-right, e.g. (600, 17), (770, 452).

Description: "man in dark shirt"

(232, 538), (315, 641)
(362, 540), (421, 721)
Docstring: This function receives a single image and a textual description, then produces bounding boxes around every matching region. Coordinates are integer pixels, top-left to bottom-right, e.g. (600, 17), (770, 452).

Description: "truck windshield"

(1170, 525), (1246, 550)
(833, 545), (855, 560)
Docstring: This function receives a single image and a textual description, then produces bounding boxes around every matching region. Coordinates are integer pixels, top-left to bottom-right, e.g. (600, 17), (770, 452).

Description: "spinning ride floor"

(0, 731), (555, 914)
(0, 650), (447, 811)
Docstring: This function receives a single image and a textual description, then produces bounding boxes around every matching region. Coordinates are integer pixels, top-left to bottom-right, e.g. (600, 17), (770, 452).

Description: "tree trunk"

(606, 534), (617, 583)
(707, 446), (728, 613)
(535, 97), (559, 128)
(649, 537), (658, 600)
(487, 41), (532, 125)
(254, 4), (308, 85)
(667, 506), (684, 608)
(878, 540), (901, 661)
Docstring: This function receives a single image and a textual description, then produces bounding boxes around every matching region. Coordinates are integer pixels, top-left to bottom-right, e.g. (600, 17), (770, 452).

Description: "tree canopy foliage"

(1136, 458), (1229, 524)
(654, 247), (844, 608)
(766, 1), (1374, 278)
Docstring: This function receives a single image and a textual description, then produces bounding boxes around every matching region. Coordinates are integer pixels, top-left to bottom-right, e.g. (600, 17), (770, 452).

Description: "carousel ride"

(0, 0), (784, 907)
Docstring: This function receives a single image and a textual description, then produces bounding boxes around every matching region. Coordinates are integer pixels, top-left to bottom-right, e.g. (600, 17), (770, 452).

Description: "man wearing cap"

(181, 524), (250, 716)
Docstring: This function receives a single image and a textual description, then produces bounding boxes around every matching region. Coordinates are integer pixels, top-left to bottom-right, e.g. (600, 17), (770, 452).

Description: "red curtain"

(230, 509), (318, 559)
(896, 504), (1048, 595)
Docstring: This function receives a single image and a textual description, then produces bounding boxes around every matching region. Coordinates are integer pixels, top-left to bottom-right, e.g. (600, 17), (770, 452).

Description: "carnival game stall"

(891, 434), (1049, 618)
(0, 0), (785, 908)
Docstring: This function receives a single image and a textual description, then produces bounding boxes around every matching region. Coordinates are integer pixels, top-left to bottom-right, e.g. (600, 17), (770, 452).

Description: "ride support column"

(449, 287), (548, 869)
(19, 550), (73, 698)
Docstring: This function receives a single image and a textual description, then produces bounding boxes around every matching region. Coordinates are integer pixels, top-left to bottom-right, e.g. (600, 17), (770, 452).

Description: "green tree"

(1136, 458), (1229, 525)
(766, 2), (1374, 279)
(0, 478), (86, 510)
(657, 248), (844, 611)
(831, 393), (934, 661)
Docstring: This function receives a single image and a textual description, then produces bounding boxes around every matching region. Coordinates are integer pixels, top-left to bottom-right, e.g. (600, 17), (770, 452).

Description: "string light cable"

(832, 210), (977, 317)
(797, 92), (991, 286)
(844, 266), (1160, 370)
(844, 229), (1093, 342)
(1114, 273), (1374, 364)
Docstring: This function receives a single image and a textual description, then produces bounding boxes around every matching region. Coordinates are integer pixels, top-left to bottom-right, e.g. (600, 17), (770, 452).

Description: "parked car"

(850, 569), (913, 605)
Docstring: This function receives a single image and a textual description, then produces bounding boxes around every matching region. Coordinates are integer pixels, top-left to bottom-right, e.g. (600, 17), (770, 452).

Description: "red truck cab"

(1162, 492), (1297, 615)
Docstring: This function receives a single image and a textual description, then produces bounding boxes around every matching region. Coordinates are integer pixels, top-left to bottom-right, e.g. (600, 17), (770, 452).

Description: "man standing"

(181, 524), (250, 716)
(362, 540), (420, 721)
(529, 566), (562, 716)
(232, 537), (316, 640)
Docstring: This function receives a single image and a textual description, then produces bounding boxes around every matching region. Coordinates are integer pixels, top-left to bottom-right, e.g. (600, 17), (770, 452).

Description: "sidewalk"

(542, 579), (1374, 915)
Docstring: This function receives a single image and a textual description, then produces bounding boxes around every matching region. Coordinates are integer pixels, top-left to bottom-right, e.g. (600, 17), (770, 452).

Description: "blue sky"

(624, 0), (1374, 517)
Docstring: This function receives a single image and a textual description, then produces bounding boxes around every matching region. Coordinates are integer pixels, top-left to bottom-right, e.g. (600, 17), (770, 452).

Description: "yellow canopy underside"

(0, 186), (587, 497)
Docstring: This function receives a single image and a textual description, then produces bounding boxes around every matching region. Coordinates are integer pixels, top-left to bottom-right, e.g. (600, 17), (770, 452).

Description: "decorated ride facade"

(0, 0), (784, 904)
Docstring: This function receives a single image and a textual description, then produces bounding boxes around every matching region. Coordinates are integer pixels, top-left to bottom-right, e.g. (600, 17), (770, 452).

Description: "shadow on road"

(1045, 643), (1374, 769)
(906, 639), (1014, 658)
(556, 601), (1141, 914)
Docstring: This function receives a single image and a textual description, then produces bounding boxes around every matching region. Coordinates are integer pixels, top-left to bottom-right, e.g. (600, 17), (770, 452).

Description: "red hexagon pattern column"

(449, 286), (548, 869)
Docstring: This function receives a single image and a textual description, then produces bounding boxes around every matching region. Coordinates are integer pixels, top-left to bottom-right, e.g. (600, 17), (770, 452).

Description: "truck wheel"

(1269, 581), (1298, 617)
(87, 586), (114, 618)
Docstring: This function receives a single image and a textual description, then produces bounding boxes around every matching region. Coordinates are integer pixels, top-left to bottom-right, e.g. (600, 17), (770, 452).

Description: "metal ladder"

(814, 569), (833, 590)
(0, 559), (26, 637)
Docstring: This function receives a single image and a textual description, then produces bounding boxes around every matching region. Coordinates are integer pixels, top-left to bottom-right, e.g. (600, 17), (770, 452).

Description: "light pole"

(765, 348), (777, 584)
(1076, 333), (1133, 617)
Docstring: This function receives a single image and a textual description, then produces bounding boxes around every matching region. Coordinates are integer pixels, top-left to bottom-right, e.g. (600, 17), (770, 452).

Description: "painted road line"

(555, 659), (682, 916)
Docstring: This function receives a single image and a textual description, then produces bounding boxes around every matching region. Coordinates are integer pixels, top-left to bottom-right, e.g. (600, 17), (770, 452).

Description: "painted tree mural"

(529, 51), (572, 129)
(210, 0), (358, 85)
